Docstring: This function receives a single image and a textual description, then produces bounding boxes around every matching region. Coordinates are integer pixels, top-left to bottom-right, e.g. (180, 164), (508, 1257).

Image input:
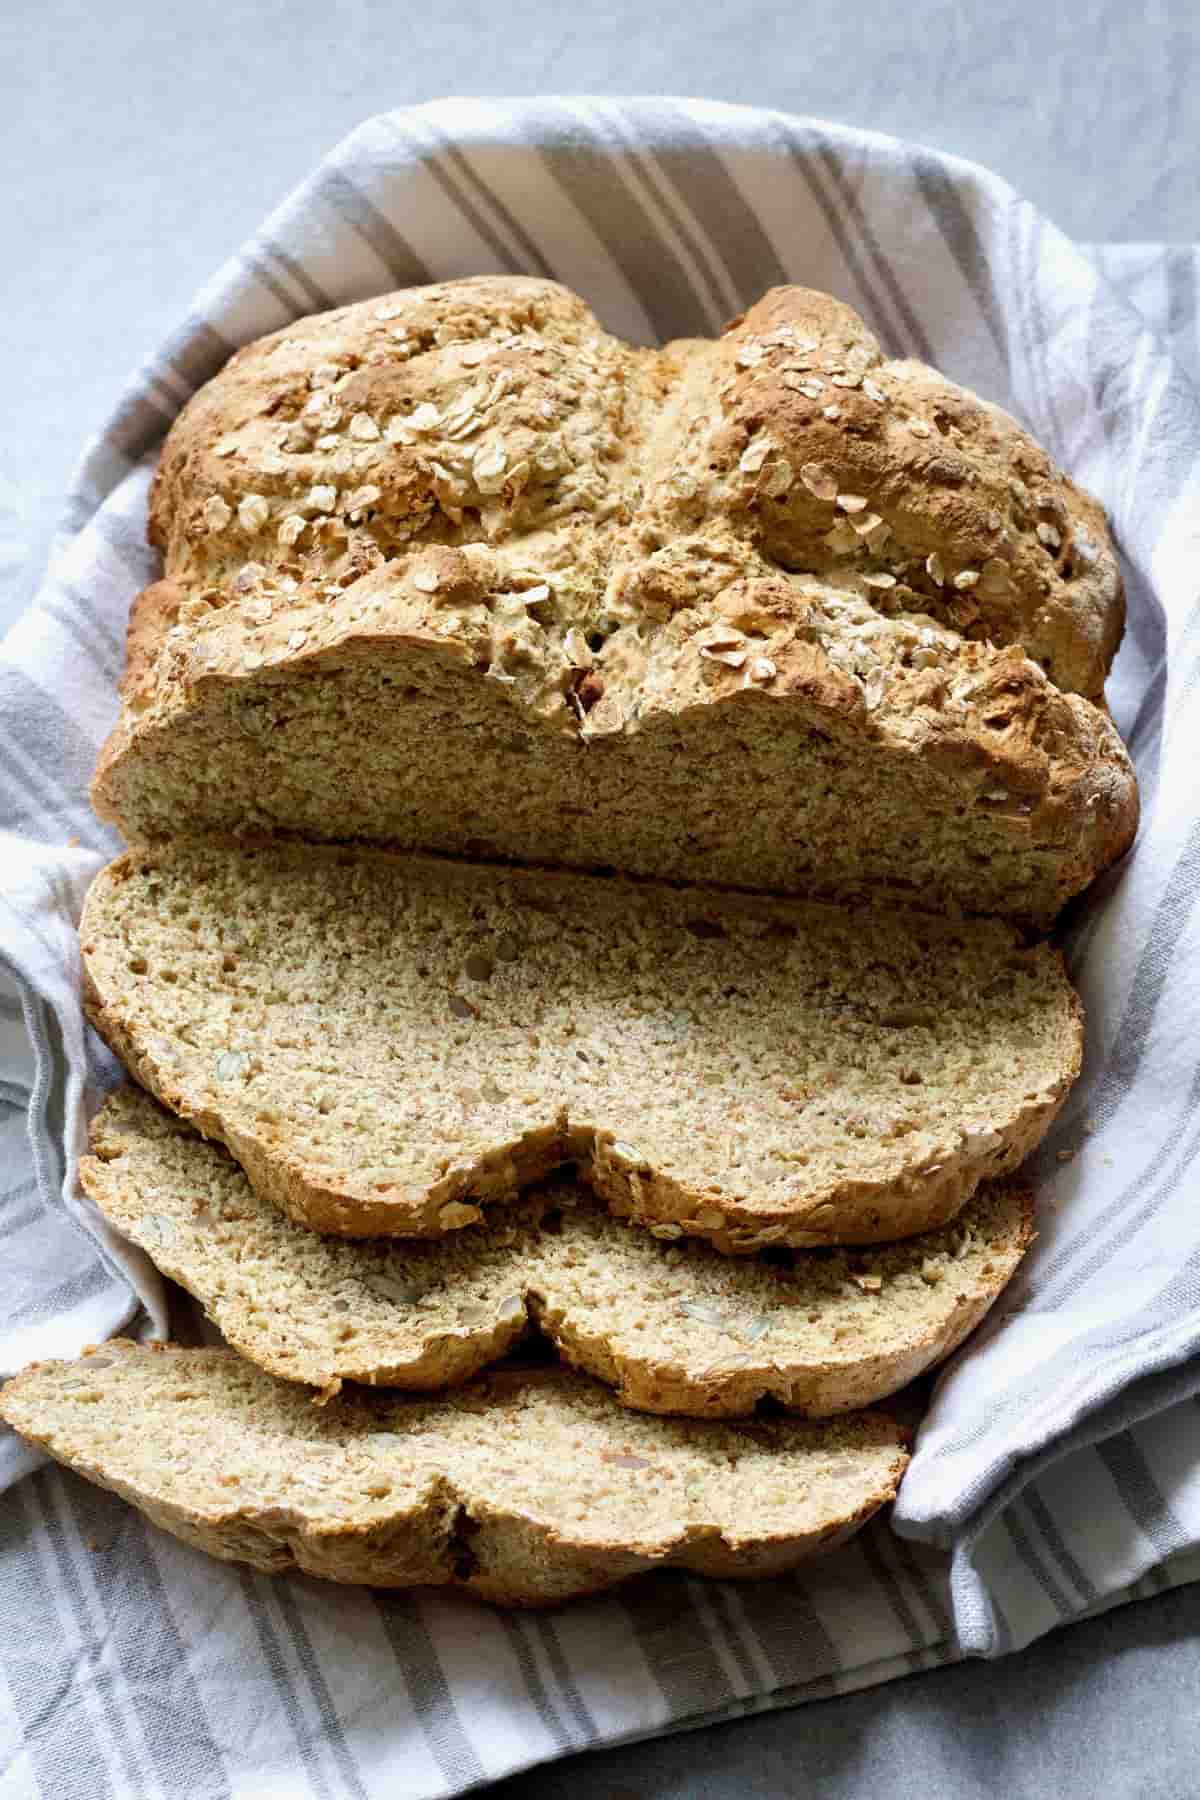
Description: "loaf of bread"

(92, 277), (1137, 925)
(85, 1087), (1032, 1412)
(80, 841), (1080, 1249)
(0, 1345), (909, 1603)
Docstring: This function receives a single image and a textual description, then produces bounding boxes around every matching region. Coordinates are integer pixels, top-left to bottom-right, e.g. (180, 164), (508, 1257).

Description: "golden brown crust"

(0, 1347), (910, 1606)
(92, 276), (1137, 926)
(120, 580), (191, 702)
(647, 289), (1124, 699)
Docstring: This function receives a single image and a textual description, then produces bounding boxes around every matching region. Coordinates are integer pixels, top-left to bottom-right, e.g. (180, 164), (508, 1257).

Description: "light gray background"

(4, 1), (1199, 1794)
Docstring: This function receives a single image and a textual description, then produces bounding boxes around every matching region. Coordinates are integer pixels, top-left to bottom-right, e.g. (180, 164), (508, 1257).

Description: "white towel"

(2, 97), (1199, 1798)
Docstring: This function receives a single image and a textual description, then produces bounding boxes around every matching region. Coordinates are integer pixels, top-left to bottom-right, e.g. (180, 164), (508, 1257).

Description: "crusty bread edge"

(79, 1125), (532, 1399)
(0, 1349), (909, 1606)
(539, 1182), (1036, 1417)
(80, 1096), (1034, 1413)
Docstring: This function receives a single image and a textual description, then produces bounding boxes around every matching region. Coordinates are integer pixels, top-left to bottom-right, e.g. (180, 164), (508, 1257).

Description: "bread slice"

(0, 1345), (909, 1604)
(80, 842), (1080, 1249)
(90, 277), (1137, 926)
(85, 1087), (1034, 1414)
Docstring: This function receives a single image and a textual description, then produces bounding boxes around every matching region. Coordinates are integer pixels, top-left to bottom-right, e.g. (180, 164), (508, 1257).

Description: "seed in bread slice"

(84, 1087), (1034, 1414)
(0, 1345), (909, 1604)
(80, 841), (1081, 1249)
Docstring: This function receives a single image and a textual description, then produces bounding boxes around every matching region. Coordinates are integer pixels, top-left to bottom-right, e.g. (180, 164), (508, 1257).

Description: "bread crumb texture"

(93, 278), (1137, 926)
(86, 1087), (1034, 1413)
(80, 841), (1080, 1248)
(0, 1345), (909, 1603)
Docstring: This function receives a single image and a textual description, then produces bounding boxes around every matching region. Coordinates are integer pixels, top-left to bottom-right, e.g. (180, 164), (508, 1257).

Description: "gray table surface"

(4, 1), (1199, 1793)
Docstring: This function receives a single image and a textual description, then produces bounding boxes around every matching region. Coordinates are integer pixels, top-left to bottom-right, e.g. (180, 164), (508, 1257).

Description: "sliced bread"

(90, 277), (1137, 926)
(0, 1346), (909, 1604)
(85, 1087), (1034, 1413)
(80, 842), (1082, 1249)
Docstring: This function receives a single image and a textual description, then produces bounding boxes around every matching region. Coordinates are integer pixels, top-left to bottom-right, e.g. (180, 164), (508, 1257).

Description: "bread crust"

(90, 277), (1138, 925)
(0, 1346), (910, 1605)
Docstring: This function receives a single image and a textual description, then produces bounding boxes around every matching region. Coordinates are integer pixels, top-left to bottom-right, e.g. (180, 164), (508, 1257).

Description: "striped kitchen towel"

(2, 97), (1199, 1798)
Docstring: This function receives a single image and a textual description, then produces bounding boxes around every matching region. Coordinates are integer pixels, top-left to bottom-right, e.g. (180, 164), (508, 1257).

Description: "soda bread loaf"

(91, 277), (1137, 926)
(80, 841), (1080, 1250)
(84, 1087), (1033, 1412)
(0, 1345), (909, 1604)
